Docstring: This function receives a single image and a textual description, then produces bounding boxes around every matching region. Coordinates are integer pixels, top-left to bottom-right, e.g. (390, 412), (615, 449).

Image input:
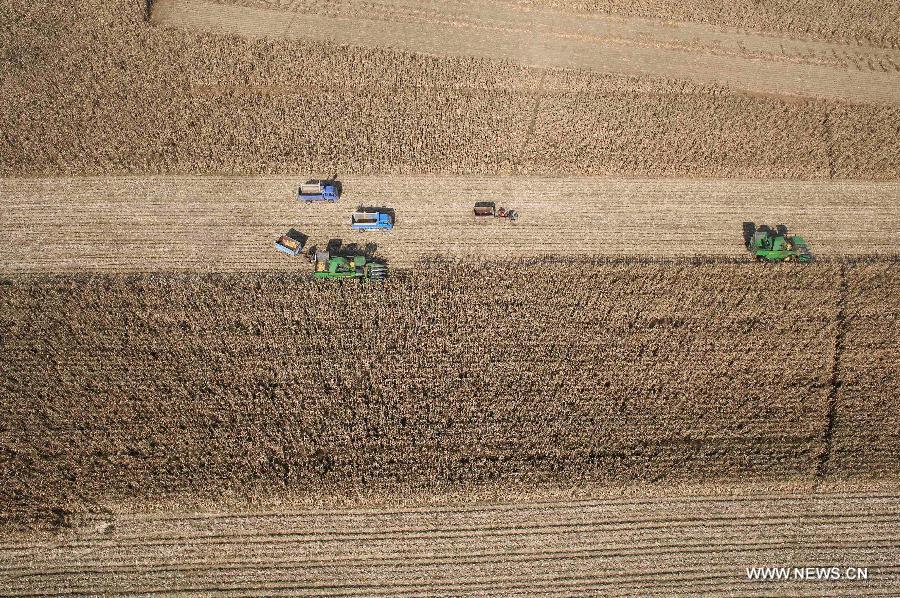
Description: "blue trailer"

(274, 234), (304, 256)
(298, 179), (341, 202)
(351, 209), (393, 231)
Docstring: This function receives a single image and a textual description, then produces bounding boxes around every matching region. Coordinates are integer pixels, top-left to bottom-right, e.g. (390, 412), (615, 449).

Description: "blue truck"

(351, 209), (393, 231)
(297, 179), (341, 202)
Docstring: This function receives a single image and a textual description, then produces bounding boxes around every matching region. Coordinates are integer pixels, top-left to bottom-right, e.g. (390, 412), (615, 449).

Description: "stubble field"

(1, 176), (898, 272)
(2, 488), (899, 596)
(157, 0), (900, 104)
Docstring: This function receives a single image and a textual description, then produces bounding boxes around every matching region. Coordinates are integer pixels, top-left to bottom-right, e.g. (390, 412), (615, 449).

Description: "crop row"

(2, 261), (896, 528)
(1, 0), (898, 177)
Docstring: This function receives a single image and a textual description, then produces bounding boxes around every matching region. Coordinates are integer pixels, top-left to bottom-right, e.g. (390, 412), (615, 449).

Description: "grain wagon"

(274, 233), (305, 256)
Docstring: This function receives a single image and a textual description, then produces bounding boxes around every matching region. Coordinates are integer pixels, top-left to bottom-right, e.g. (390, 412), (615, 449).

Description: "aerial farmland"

(1, 0), (898, 595)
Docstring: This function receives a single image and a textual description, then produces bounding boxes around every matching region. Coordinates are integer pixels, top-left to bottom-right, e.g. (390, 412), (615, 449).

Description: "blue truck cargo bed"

(351, 210), (393, 231)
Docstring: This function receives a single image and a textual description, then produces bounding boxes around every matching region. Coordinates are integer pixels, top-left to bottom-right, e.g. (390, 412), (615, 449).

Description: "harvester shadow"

(285, 228), (308, 248)
(304, 239), (342, 261)
(742, 221), (756, 247)
(313, 239), (381, 259)
(341, 242), (380, 259)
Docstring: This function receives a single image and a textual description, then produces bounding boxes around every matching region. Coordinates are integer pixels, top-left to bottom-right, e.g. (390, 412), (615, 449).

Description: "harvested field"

(1, 486), (899, 596)
(156, 0), (900, 105)
(530, 0), (900, 49)
(1, 176), (898, 272)
(229, 0), (900, 49)
(2, 262), (898, 529)
(2, 1), (900, 177)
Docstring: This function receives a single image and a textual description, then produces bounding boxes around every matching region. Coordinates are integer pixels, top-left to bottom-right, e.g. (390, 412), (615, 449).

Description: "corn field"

(2, 261), (897, 528)
(1, 0), (899, 177)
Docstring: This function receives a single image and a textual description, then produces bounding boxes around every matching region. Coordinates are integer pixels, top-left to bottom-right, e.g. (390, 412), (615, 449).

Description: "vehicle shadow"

(285, 228), (308, 248)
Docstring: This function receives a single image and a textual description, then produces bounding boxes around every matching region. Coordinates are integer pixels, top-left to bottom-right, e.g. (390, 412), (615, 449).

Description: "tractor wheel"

(755, 255), (766, 263)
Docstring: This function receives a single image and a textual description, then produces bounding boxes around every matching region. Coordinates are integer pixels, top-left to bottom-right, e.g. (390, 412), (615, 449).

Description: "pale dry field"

(153, 0), (900, 104)
(1, 485), (898, 596)
(1, 176), (898, 272)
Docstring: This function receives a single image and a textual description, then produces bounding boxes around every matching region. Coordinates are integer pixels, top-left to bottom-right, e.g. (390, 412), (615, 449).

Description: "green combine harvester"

(743, 222), (812, 263)
(313, 251), (387, 280)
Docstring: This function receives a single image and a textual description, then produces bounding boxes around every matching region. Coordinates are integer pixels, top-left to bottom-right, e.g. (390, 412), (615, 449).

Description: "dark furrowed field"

(1, 261), (897, 528)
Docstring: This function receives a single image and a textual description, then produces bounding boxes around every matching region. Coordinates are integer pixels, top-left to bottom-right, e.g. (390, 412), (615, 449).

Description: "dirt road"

(1, 176), (897, 272)
(1, 485), (897, 596)
(151, 0), (900, 105)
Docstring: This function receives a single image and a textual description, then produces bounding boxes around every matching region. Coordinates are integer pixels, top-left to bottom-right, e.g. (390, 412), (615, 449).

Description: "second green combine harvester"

(313, 251), (387, 280)
(743, 222), (812, 263)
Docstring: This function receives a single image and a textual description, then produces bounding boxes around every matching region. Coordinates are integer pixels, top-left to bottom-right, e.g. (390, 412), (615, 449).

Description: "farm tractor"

(474, 201), (518, 223)
(313, 251), (387, 280)
(743, 222), (812, 263)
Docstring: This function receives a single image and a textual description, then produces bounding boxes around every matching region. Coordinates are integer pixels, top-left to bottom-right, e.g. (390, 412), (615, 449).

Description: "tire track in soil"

(514, 72), (547, 174)
(817, 264), (848, 480)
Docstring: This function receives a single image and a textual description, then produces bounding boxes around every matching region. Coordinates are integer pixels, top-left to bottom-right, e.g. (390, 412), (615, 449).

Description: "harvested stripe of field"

(152, 0), (900, 105)
(1, 485), (899, 596)
(1, 176), (898, 272)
